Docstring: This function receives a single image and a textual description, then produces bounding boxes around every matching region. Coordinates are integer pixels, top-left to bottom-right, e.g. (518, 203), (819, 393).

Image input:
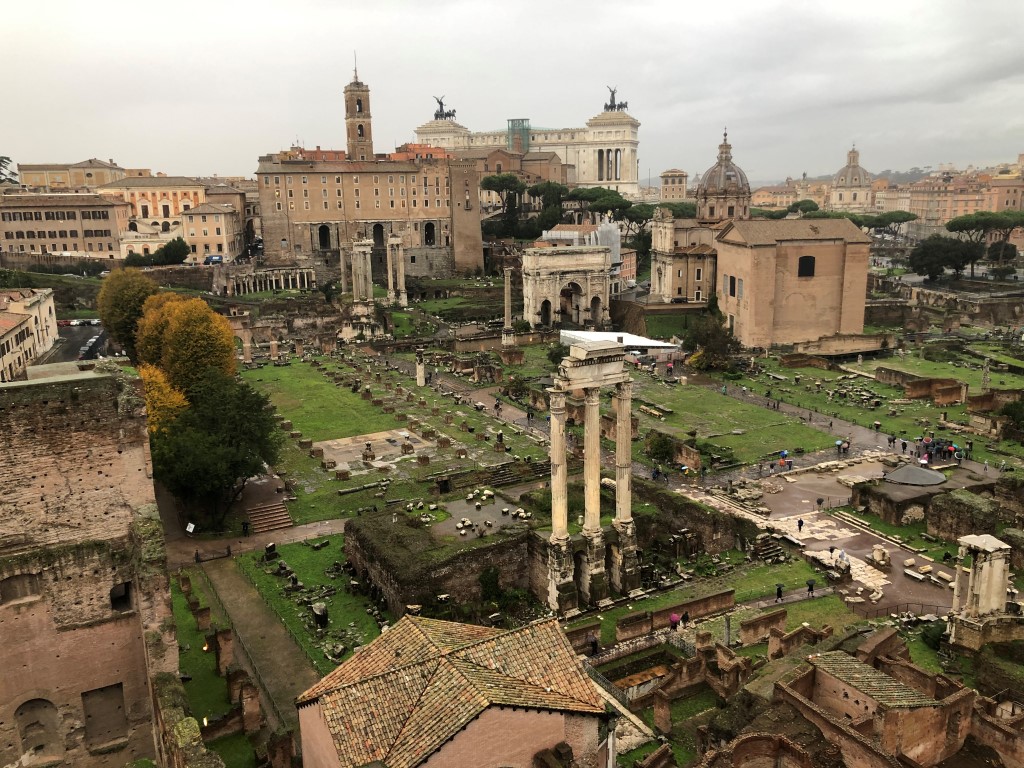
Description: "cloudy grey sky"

(6, 0), (1024, 185)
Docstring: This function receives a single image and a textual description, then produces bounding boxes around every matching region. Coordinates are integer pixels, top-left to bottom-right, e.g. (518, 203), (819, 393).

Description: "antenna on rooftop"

(353, 51), (358, 80)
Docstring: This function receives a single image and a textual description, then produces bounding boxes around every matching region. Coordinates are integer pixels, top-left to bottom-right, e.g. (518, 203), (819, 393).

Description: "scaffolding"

(506, 118), (530, 154)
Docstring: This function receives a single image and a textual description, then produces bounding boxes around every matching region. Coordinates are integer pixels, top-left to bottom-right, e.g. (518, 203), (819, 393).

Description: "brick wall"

(615, 591), (735, 642)
(739, 608), (787, 645)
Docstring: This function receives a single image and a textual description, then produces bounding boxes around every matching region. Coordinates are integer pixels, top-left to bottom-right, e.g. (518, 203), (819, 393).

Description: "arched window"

(357, 124), (365, 138)
(356, 97), (363, 113)
(798, 255), (816, 277)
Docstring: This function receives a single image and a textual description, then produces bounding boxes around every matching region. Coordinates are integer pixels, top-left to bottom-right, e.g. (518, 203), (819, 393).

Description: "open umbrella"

(780, 450), (788, 458)
(669, 613), (680, 624)
(806, 579), (816, 588)
(835, 440), (843, 446)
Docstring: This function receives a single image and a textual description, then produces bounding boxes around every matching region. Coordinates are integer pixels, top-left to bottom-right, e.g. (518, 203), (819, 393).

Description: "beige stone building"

(297, 615), (607, 768)
(16, 158), (126, 190)
(257, 72), (483, 276)
(715, 218), (871, 347)
(659, 169), (690, 201)
(97, 175), (207, 227)
(182, 203), (244, 263)
(416, 90), (641, 197)
(828, 147), (874, 213)
(0, 368), (172, 766)
(696, 132), (751, 223)
(0, 193), (130, 258)
(0, 288), (57, 380)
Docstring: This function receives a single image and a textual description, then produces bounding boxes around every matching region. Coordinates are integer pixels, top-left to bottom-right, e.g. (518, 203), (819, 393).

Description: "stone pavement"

(202, 558), (320, 730)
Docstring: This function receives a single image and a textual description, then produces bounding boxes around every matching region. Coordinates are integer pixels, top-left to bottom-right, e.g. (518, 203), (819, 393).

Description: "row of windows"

(186, 214), (220, 223)
(275, 199), (447, 212)
(282, 186), (439, 199)
(6, 243), (113, 253)
(265, 174), (448, 187)
(5, 230), (81, 239)
(188, 228), (222, 237)
(5, 229), (113, 239)
(2, 210), (81, 221)
(676, 268), (703, 280)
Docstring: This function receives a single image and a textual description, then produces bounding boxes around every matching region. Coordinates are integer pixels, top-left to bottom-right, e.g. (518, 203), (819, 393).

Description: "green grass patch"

(617, 741), (660, 767)
(902, 630), (943, 674)
(644, 313), (692, 341)
(235, 534), (383, 676)
(208, 733), (256, 768)
(171, 580), (231, 721)
(771, 594), (860, 632)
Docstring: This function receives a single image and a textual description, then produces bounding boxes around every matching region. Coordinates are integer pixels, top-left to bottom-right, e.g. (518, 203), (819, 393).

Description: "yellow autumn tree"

(138, 364), (188, 433)
(135, 293), (186, 368)
(159, 298), (237, 396)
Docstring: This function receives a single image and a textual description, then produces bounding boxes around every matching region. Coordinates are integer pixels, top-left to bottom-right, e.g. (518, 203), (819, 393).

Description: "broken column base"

(610, 519), (642, 595)
(579, 530), (609, 606)
(546, 538), (578, 614)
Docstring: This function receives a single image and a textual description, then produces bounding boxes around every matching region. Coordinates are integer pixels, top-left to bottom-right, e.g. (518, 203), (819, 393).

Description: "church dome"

(833, 147), (871, 188)
(696, 132), (750, 196)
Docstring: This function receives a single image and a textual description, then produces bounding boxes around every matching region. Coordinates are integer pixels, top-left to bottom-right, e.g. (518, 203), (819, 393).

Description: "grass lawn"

(235, 534), (383, 677)
(208, 733), (256, 768)
(849, 354), (1024, 395)
(903, 629), (943, 674)
(771, 594), (861, 632)
(241, 362), (395, 442)
(630, 376), (835, 465)
(617, 742), (661, 767)
(171, 577), (232, 721)
(644, 314), (692, 341)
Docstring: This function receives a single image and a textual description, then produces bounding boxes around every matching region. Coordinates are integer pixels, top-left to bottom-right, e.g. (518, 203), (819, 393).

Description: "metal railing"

(583, 661), (631, 710)
(850, 601), (951, 620)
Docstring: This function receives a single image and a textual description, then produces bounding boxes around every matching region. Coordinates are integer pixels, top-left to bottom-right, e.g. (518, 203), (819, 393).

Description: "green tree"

(787, 199), (819, 213)
(569, 187), (632, 219)
(0, 156), (16, 184)
(154, 237), (191, 265)
(751, 207), (789, 220)
(547, 342), (570, 366)
(151, 369), (283, 530)
(481, 173), (527, 221)
(908, 235), (981, 281)
(989, 240), (1018, 263)
(658, 202), (697, 218)
(683, 299), (739, 370)
(874, 210), (917, 239)
(96, 269), (159, 362)
(526, 181), (569, 210)
(946, 211), (1024, 277)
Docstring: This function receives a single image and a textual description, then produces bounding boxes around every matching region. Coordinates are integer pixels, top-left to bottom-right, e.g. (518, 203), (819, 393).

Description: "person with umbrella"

(776, 583), (784, 602)
(669, 613), (680, 631)
(806, 579), (816, 597)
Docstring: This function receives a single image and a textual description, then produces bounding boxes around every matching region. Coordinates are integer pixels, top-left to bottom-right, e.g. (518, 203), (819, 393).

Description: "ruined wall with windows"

(0, 369), (175, 767)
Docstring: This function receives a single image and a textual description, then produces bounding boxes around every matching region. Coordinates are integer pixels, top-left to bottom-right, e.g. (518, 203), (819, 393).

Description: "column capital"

(584, 386), (601, 406)
(548, 388), (567, 411)
(615, 379), (633, 398)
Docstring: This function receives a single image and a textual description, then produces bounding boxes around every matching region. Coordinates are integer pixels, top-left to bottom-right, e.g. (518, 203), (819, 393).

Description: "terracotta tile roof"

(0, 312), (30, 333)
(810, 651), (938, 708)
(298, 617), (604, 768)
(717, 218), (873, 245)
(98, 176), (203, 188)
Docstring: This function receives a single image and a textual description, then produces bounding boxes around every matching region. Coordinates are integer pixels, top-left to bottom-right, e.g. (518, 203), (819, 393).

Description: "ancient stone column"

(614, 380), (633, 524)
(269, 339), (279, 359)
(583, 387), (602, 533)
(338, 249), (348, 293)
(395, 238), (408, 307)
(502, 267), (515, 347)
(385, 237), (397, 305)
(242, 341), (252, 363)
(415, 348), (426, 387)
(548, 387), (568, 542)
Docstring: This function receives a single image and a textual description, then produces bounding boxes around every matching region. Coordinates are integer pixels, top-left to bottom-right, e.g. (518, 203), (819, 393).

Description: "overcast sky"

(6, 0), (1024, 185)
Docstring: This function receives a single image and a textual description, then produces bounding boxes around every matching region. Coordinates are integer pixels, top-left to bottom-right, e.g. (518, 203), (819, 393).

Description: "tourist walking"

(776, 584), (784, 603)
(797, 518), (804, 533)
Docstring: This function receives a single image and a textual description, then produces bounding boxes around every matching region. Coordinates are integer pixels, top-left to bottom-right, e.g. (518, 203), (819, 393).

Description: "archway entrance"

(540, 299), (552, 327)
(318, 224), (331, 250)
(560, 282), (583, 326)
(589, 296), (602, 328)
(16, 699), (61, 761)
(372, 223), (385, 248)
(424, 222), (436, 246)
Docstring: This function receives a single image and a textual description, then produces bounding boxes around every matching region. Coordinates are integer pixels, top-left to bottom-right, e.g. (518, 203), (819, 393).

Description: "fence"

(196, 565), (293, 731)
(583, 661), (632, 710)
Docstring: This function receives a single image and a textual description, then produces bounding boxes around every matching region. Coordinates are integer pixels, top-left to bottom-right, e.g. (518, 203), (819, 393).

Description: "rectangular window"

(729, 275), (736, 297)
(335, 176), (341, 183)
(302, 176), (307, 184)
(323, 202), (329, 209)
(304, 201), (310, 209)
(321, 176), (327, 183)
(737, 278), (744, 298)
(215, 227), (221, 235)
(695, 267), (702, 281)
(82, 683), (127, 747)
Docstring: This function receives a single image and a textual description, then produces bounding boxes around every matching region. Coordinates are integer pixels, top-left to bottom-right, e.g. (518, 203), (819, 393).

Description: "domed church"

(828, 146), (874, 212)
(696, 131), (751, 223)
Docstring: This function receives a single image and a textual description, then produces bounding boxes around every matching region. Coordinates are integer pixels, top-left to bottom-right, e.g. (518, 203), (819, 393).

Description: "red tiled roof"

(298, 616), (604, 768)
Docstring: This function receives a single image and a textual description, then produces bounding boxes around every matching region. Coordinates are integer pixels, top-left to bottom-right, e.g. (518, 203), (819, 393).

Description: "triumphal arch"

(546, 340), (639, 612)
(522, 245), (612, 330)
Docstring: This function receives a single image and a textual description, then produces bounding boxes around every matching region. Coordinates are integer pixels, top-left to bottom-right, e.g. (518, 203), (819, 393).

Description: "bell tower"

(344, 65), (373, 161)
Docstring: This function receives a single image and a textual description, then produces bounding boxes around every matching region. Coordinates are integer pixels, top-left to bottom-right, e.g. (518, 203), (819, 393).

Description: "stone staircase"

(753, 534), (787, 563)
(246, 502), (294, 534)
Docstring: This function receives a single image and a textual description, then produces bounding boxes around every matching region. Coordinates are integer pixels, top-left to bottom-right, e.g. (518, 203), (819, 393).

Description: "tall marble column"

(385, 238), (397, 305)
(583, 387), (602, 534)
(548, 387), (568, 542)
(614, 380), (633, 524)
(396, 240), (408, 307)
(415, 348), (426, 387)
(502, 267), (515, 347)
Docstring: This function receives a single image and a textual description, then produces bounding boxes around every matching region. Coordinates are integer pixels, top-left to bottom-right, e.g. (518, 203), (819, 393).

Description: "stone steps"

(247, 503), (294, 534)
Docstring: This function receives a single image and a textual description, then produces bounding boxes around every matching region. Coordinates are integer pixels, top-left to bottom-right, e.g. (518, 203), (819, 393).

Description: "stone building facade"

(0, 288), (57, 380)
(659, 169), (690, 201)
(649, 206), (718, 305)
(257, 73), (483, 276)
(17, 159), (127, 191)
(0, 193), (130, 258)
(521, 245), (612, 329)
(0, 368), (172, 767)
(182, 202), (245, 263)
(97, 176), (207, 227)
(828, 147), (874, 213)
(695, 132), (751, 223)
(415, 91), (641, 197)
(715, 218), (871, 347)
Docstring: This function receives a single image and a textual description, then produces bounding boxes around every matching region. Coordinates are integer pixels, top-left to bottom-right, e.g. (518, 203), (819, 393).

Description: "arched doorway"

(372, 223), (385, 248)
(318, 224), (331, 250)
(590, 296), (602, 327)
(540, 299), (552, 327)
(424, 222), (436, 246)
(16, 699), (61, 761)
(560, 282), (583, 326)
(161, 221), (170, 233)
(127, 221), (138, 232)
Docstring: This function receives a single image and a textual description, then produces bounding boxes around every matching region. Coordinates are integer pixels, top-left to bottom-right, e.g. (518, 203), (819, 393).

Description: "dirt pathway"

(202, 558), (319, 730)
